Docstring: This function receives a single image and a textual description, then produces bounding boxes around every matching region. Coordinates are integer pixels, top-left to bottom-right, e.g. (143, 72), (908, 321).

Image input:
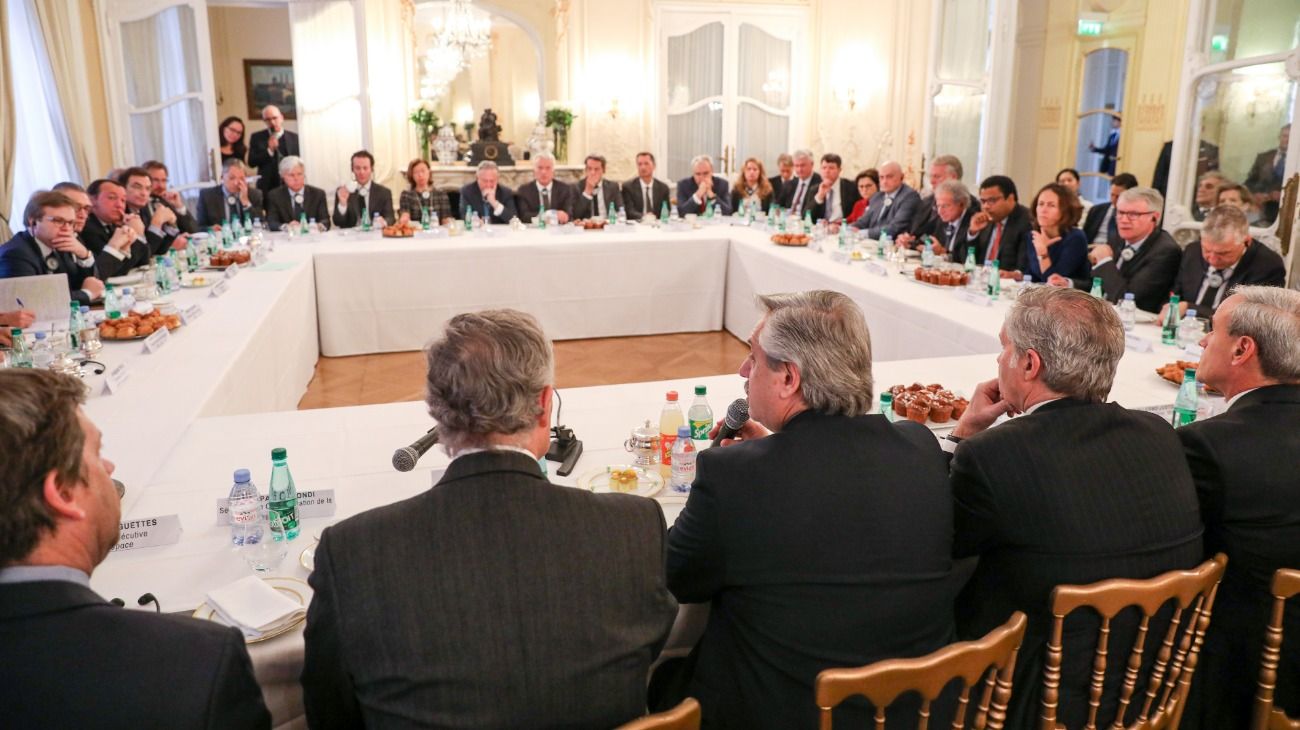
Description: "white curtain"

(736, 23), (791, 169)
(6, 0), (77, 228)
(34, 0), (99, 182)
(937, 0), (990, 81)
(666, 21), (724, 181)
(290, 0), (365, 195)
(930, 0), (992, 185)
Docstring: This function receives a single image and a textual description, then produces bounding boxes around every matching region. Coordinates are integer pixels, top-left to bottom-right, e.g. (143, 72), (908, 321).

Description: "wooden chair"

(616, 698), (701, 730)
(1252, 568), (1300, 730)
(1040, 554), (1227, 730)
(814, 611), (1028, 729)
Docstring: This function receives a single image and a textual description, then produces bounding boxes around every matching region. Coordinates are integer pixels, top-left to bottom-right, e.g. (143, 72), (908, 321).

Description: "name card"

(180, 303), (203, 325)
(1124, 333), (1154, 352)
(224, 264), (240, 280)
(109, 514), (182, 553)
(864, 261), (890, 278)
(142, 326), (170, 354)
(827, 249), (851, 265)
(103, 364), (130, 395)
(954, 289), (993, 307)
(252, 248), (269, 267)
(1183, 344), (1204, 358)
(214, 489), (337, 524)
(210, 280), (230, 298)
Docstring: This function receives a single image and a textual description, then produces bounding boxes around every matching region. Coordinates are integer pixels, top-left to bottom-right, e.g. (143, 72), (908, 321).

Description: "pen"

(16, 297), (23, 308)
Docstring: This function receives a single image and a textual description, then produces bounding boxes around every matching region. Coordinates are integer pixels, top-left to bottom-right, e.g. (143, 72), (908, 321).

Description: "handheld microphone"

(392, 426), (440, 472)
(712, 398), (750, 447)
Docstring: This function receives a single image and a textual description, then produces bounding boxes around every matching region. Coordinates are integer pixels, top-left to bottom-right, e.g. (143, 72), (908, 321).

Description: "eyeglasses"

(978, 196), (1004, 206)
(43, 216), (76, 228)
(1115, 209), (1156, 220)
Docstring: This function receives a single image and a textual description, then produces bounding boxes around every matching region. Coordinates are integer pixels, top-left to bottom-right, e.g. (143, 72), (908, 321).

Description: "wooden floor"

(297, 331), (750, 410)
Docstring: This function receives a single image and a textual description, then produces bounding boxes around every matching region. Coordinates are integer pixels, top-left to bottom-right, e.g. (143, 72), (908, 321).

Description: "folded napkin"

(205, 576), (306, 639)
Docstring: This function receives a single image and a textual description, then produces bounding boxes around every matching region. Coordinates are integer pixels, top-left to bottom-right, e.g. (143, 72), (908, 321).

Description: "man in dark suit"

(119, 167), (188, 255)
(196, 160), (265, 229)
(1178, 287), (1300, 730)
(0, 369), (270, 729)
(1193, 171), (1229, 222)
(909, 154), (964, 243)
(572, 154), (624, 220)
(776, 149), (820, 215)
(0, 191), (104, 306)
(1244, 123), (1289, 224)
(332, 150), (394, 229)
(1167, 206), (1286, 321)
(1152, 139), (1219, 199)
(457, 161), (518, 224)
(851, 161), (923, 240)
(1081, 172), (1137, 246)
(807, 153), (861, 225)
(676, 155), (732, 216)
(768, 152), (794, 198)
(77, 179), (152, 279)
(947, 286), (1204, 729)
(1089, 114), (1121, 175)
(515, 152), (576, 224)
(1072, 187), (1181, 313)
(264, 156), (330, 232)
(664, 291), (957, 729)
(143, 160), (200, 234)
(900, 179), (975, 260)
(248, 104), (299, 193)
(961, 175), (1031, 271)
(302, 309), (676, 728)
(621, 151), (671, 220)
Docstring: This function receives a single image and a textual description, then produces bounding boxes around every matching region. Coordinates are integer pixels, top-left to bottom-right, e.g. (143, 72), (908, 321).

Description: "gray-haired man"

(457, 161), (518, 223)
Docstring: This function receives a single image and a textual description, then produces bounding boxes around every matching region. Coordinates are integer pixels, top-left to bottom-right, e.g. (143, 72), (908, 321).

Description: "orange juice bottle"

(659, 391), (684, 478)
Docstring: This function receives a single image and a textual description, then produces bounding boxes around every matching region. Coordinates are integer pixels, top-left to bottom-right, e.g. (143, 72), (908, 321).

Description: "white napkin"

(205, 576), (306, 638)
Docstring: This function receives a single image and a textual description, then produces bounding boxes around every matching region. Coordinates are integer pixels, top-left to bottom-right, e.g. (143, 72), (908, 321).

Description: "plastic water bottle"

(688, 385), (713, 444)
(164, 258), (180, 292)
(658, 391), (685, 478)
(30, 332), (53, 368)
(1090, 277), (1104, 299)
(880, 392), (895, 422)
(987, 260), (1001, 300)
(1161, 294), (1181, 345)
(228, 468), (263, 546)
(670, 426), (697, 493)
(9, 329), (32, 367)
(921, 237), (936, 268)
(1179, 309), (1204, 349)
(1173, 368), (1199, 427)
(104, 285), (121, 318)
(964, 247), (977, 275)
(371, 211), (381, 230)
(120, 287), (136, 311)
(267, 447), (299, 541)
(1119, 293), (1137, 332)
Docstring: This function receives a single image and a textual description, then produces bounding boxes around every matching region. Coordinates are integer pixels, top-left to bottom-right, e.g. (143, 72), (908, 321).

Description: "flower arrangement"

(409, 102), (441, 161)
(544, 101), (576, 162)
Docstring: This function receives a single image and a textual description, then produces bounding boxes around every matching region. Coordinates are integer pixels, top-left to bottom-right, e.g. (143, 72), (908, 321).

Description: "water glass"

(240, 511), (288, 573)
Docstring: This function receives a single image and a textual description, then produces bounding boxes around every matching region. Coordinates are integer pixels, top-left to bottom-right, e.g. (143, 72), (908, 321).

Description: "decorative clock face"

(484, 145), (499, 160)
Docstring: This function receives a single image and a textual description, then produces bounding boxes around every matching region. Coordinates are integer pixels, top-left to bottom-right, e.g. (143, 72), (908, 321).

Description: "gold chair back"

(617, 698), (701, 730)
(1251, 568), (1300, 730)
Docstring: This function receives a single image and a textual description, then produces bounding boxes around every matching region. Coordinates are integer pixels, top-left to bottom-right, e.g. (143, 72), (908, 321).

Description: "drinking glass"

(240, 511), (288, 573)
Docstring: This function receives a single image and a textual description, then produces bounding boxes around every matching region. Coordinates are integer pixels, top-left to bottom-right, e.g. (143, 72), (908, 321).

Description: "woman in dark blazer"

(219, 116), (247, 165)
(730, 158), (775, 215)
(1025, 182), (1089, 282)
(398, 159), (453, 224)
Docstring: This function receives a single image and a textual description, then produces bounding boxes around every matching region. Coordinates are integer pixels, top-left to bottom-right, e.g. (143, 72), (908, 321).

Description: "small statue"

(526, 121), (553, 159)
(478, 109), (501, 142)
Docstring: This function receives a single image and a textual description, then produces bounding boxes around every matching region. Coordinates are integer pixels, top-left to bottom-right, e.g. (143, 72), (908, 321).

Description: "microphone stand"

(544, 389), (583, 476)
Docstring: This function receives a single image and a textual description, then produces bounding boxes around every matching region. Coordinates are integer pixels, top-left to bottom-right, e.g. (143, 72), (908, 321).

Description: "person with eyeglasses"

(1056, 186), (1180, 313)
(963, 175), (1032, 274)
(0, 190), (105, 306)
(248, 104), (299, 193)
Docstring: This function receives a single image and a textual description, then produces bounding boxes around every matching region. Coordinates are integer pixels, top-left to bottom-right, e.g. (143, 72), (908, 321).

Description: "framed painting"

(243, 59), (297, 119)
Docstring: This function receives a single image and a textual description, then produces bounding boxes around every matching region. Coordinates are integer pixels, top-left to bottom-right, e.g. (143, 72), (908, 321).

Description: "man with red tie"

(964, 175), (1031, 273)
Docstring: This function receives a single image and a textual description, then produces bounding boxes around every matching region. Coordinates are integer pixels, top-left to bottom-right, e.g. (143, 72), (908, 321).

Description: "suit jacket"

(1082, 202), (1120, 246)
(851, 184), (923, 240)
(666, 410), (957, 730)
(332, 183), (395, 229)
(676, 175), (732, 216)
(149, 195), (200, 234)
(919, 207), (975, 260)
(1245, 147), (1285, 193)
(1152, 140), (1220, 199)
(135, 203), (181, 256)
(573, 178), (626, 220)
(1085, 229), (1182, 313)
(1024, 227), (1091, 281)
(78, 213), (151, 278)
(0, 578), (269, 729)
(195, 185), (266, 230)
(776, 173), (821, 214)
(807, 177), (862, 224)
(398, 188), (453, 223)
(728, 185), (775, 218)
(952, 399), (1204, 730)
(768, 175), (793, 200)
(622, 177), (672, 220)
(247, 129), (300, 192)
(457, 182), (518, 224)
(968, 203), (1032, 272)
(302, 451), (677, 729)
(514, 179), (577, 223)
(1171, 240), (1286, 319)
(0, 231), (97, 306)
(265, 185), (331, 232)
(1178, 385), (1300, 728)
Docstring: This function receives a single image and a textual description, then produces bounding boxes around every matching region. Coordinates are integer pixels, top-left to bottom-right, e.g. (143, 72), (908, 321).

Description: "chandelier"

(429, 0), (491, 66)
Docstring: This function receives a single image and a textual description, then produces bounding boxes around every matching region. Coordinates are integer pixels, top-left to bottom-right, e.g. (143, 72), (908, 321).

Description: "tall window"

(926, 0), (993, 187)
(1074, 49), (1128, 204)
(6, 0), (78, 220)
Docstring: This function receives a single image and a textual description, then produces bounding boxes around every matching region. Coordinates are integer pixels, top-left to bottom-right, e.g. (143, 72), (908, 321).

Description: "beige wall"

(208, 6), (298, 135)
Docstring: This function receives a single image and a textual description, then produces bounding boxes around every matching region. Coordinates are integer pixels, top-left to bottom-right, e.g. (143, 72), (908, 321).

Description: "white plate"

(191, 575), (311, 644)
(106, 273), (143, 286)
(577, 464), (664, 498)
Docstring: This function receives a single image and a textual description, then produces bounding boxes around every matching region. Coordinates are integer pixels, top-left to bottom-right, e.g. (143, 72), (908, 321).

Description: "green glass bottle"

(987, 260), (1001, 300)
(1161, 294), (1181, 345)
(660, 199), (670, 223)
(1172, 368), (1198, 427)
(1090, 277), (1104, 299)
(267, 447), (299, 541)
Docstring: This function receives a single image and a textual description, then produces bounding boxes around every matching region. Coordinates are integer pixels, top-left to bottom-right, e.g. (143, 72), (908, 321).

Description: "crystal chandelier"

(429, 0), (491, 67)
(420, 40), (463, 101)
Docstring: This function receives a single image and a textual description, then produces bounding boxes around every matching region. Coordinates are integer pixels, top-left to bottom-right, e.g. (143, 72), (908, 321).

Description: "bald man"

(248, 105), (300, 193)
(850, 161), (922, 239)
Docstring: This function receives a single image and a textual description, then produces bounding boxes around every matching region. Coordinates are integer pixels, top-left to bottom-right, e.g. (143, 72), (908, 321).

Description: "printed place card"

(210, 280), (230, 298)
(954, 289), (993, 307)
(1125, 333), (1154, 352)
(109, 514), (182, 552)
(214, 489), (337, 524)
(223, 264), (241, 280)
(180, 304), (203, 325)
(827, 250), (851, 265)
(142, 326), (170, 354)
(103, 364), (130, 395)
(864, 262), (890, 278)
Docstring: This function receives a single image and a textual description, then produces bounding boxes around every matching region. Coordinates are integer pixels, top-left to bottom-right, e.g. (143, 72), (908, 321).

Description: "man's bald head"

(261, 105), (284, 133)
(878, 161), (904, 193)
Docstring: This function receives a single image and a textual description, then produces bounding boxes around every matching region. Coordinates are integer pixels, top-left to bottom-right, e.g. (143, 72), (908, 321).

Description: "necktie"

(595, 185), (605, 218)
(1199, 268), (1227, 308)
(541, 186), (550, 209)
(793, 180), (807, 213)
(946, 222), (957, 248)
(825, 187), (835, 221)
(291, 192), (303, 219)
(1275, 151), (1286, 182)
(644, 185), (652, 215)
(986, 221), (1004, 264)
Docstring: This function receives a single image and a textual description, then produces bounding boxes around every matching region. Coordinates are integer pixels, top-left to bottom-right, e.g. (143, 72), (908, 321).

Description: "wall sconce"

(608, 96), (621, 119)
(834, 85), (859, 111)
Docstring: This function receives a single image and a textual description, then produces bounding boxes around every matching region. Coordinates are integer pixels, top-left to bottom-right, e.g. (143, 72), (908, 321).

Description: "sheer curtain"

(666, 22), (724, 181)
(736, 23), (791, 170)
(5, 0), (78, 236)
(290, 0), (365, 195)
(35, 1), (99, 182)
(930, 0), (992, 186)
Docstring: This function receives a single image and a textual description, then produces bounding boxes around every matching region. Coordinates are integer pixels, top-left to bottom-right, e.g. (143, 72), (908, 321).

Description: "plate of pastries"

(206, 250), (251, 268)
(889, 383), (970, 427)
(1155, 361), (1221, 394)
(910, 267), (971, 288)
(99, 310), (183, 340)
(580, 219), (607, 230)
(382, 222), (416, 238)
(771, 233), (811, 246)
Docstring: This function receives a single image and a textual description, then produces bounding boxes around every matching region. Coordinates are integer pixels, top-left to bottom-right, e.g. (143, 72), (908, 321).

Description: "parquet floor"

(297, 331), (750, 410)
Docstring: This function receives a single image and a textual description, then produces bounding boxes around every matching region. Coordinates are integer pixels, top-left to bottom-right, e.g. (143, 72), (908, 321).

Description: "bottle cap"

(694, 385), (706, 395)
(233, 468), (251, 483)
(80, 307), (89, 314)
(666, 391), (678, 402)
(1124, 293), (1135, 300)
(677, 425), (692, 438)
(108, 312), (120, 320)
(34, 331), (46, 340)
(271, 447), (287, 461)
(71, 301), (80, 308)
(9, 328), (19, 336)
(1186, 309), (1197, 318)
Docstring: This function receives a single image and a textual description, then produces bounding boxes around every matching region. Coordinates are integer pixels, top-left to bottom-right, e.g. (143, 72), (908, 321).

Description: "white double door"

(656, 5), (807, 184)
